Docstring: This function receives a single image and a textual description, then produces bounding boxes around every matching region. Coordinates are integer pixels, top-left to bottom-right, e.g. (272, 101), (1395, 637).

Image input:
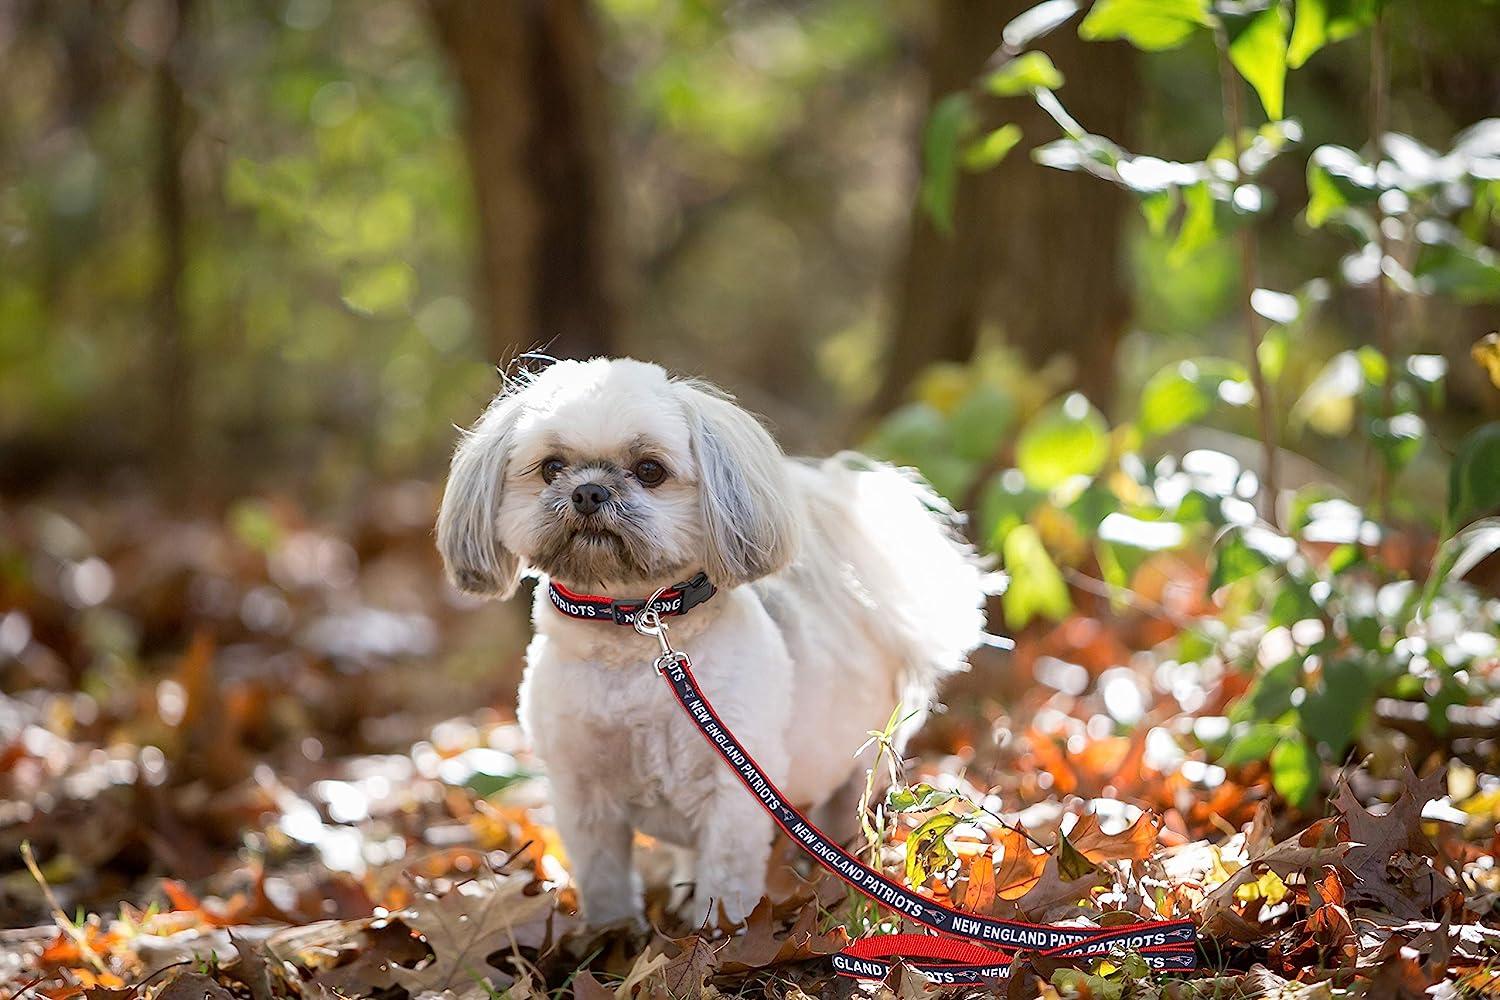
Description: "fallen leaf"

(991, 827), (1047, 901)
(391, 876), (555, 1000)
(1065, 811), (1162, 863)
(964, 853), (997, 911)
(154, 973), (234, 1000)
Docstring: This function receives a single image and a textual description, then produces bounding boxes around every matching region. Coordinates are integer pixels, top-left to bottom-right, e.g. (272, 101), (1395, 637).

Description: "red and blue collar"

(547, 572), (716, 626)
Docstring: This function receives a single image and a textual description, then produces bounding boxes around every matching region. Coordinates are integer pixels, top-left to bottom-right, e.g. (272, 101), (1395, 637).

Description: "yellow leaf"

(1473, 332), (1500, 390)
(1234, 868), (1288, 905)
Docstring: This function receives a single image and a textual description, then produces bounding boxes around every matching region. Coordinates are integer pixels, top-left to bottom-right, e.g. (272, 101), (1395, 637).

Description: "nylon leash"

(630, 602), (1200, 985)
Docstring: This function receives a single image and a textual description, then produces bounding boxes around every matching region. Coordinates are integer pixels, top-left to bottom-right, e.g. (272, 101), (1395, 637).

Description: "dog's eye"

(540, 457), (567, 484)
(632, 459), (667, 487)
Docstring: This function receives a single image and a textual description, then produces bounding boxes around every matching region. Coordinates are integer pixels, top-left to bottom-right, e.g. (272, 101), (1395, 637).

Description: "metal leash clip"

(634, 586), (689, 675)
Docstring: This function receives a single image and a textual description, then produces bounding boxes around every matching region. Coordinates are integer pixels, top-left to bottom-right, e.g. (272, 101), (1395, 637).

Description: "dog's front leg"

(550, 773), (642, 927)
(689, 764), (781, 928)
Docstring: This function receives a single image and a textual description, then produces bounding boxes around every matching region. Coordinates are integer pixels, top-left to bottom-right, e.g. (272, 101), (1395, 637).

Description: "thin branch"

(1214, 28), (1281, 528)
(1369, 6), (1396, 519)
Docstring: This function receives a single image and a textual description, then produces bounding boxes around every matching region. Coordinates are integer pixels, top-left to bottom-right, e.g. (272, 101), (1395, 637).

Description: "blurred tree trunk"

(872, 1), (1139, 414)
(428, 0), (621, 364)
(152, 0), (194, 487)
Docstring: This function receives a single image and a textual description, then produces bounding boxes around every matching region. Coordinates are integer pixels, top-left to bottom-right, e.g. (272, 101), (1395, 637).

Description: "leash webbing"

(655, 654), (1200, 983)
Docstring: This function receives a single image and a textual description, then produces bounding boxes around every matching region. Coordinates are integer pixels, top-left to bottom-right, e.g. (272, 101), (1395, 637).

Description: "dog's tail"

(801, 452), (993, 691)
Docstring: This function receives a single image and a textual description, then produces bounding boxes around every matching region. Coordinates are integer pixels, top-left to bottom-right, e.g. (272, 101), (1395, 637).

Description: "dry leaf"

(1065, 811), (1162, 863)
(391, 876), (555, 1000)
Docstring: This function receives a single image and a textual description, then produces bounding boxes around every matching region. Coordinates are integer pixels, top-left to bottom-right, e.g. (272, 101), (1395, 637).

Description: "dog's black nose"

(571, 482), (609, 515)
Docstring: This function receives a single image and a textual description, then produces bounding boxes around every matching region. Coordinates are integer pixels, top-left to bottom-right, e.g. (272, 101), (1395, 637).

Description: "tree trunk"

(428, 0), (621, 365)
(873, 1), (1139, 415)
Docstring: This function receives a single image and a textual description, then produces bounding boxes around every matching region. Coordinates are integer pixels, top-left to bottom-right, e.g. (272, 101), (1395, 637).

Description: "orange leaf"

(964, 853), (997, 911)
(992, 827), (1047, 901)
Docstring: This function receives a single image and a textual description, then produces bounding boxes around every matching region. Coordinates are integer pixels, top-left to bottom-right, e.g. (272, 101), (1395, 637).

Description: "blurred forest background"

(3, 0), (1497, 500)
(3, 1), (1500, 995)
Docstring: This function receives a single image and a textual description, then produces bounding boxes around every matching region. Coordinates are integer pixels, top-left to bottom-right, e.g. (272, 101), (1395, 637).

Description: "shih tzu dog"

(436, 358), (986, 928)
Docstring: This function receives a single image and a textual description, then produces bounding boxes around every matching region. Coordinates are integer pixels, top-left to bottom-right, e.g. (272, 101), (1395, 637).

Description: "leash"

(621, 595), (1201, 985)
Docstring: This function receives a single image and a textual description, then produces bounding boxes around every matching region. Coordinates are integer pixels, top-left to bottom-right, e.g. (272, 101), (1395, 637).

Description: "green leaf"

(1369, 413), (1425, 472)
(341, 261), (416, 316)
(949, 384), (1017, 460)
(888, 783), (958, 813)
(1015, 393), (1110, 489)
(1138, 357), (1252, 438)
(905, 813), (960, 887)
(864, 402), (947, 466)
(1078, 0), (1212, 50)
(979, 473), (1045, 550)
(1270, 736), (1319, 808)
(1169, 180), (1218, 266)
(984, 52), (1065, 97)
(1414, 235), (1500, 304)
(1210, 525), (1297, 590)
(1229, 4), (1291, 121)
(962, 124), (1025, 172)
(1299, 657), (1376, 753)
(1449, 422), (1500, 525)
(1304, 145), (1380, 229)
(1139, 186), (1178, 237)
(1002, 524), (1072, 628)
(1233, 655), (1302, 723)
(920, 93), (977, 235)
(1288, 0), (1380, 68)
(1220, 722), (1283, 766)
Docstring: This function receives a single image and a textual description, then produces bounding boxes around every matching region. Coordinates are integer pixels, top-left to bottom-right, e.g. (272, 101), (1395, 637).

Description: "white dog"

(436, 358), (986, 927)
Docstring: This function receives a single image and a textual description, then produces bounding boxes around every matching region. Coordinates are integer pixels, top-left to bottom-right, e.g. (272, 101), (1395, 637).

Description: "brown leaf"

(390, 876), (555, 1000)
(1054, 833), (1099, 881)
(661, 935), (719, 997)
(1334, 763), (1459, 917)
(1014, 852), (1109, 921)
(1065, 811), (1162, 863)
(227, 935), (273, 1000)
(1363, 953), (1436, 999)
(571, 971), (617, 1000)
(1200, 829), (1352, 941)
(714, 897), (847, 974)
(154, 973), (234, 1000)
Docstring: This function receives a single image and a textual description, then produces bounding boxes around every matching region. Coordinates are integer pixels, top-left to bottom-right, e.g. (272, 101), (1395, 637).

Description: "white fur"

(436, 358), (986, 927)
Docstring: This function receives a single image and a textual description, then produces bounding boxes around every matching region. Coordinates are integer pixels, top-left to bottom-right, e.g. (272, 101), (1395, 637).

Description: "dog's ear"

(679, 381), (799, 588)
(436, 391), (524, 598)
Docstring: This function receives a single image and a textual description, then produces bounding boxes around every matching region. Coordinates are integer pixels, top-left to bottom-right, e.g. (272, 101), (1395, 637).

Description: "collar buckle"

(676, 572), (715, 613)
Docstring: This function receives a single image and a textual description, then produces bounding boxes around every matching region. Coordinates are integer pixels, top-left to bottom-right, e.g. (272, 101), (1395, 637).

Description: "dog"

(436, 358), (987, 928)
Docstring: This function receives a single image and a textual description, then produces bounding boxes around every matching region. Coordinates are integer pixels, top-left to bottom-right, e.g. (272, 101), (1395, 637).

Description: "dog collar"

(546, 572), (716, 626)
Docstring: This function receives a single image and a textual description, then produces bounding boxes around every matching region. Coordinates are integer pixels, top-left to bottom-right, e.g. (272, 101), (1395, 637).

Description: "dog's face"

(436, 359), (798, 596)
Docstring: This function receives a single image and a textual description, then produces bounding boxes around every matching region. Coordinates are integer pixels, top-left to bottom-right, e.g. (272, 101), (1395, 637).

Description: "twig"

(1214, 27), (1281, 528)
(1369, 6), (1396, 519)
(1061, 567), (1199, 631)
(20, 841), (111, 977)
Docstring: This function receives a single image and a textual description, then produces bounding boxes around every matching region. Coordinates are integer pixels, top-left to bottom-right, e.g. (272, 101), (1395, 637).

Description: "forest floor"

(1, 487), (1498, 999)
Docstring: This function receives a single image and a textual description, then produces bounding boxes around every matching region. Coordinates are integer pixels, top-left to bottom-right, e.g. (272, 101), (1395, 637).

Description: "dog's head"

(436, 358), (799, 597)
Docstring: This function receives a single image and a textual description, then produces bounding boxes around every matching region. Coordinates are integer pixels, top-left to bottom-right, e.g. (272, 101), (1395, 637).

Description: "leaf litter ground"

(1, 490), (1497, 998)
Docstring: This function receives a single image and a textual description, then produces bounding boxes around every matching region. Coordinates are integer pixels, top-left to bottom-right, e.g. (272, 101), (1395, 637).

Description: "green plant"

(870, 0), (1500, 807)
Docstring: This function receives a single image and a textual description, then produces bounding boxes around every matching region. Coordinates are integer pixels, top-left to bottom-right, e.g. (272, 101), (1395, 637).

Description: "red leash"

(629, 605), (1200, 985)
